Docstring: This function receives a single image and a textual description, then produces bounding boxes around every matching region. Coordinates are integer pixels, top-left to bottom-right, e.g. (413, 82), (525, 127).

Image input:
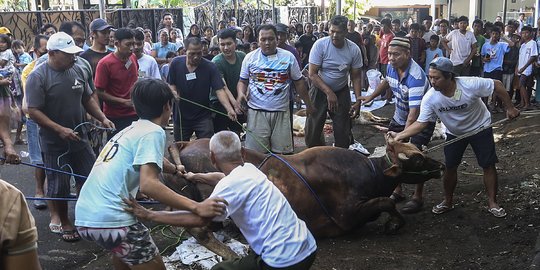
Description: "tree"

(328, 0), (371, 20)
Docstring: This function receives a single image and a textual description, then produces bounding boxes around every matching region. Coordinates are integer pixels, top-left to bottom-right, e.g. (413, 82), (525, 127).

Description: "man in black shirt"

(79, 18), (113, 77)
(392, 19), (407, 37)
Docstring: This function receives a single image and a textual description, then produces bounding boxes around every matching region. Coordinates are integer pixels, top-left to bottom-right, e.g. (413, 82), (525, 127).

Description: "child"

(160, 51), (177, 80)
(75, 78), (226, 269)
(294, 41), (305, 65)
(11, 40), (32, 72)
(503, 34), (520, 103)
(481, 26), (510, 111)
(209, 46), (220, 57)
(409, 23), (426, 66)
(249, 41), (258, 52)
(425, 35), (443, 73)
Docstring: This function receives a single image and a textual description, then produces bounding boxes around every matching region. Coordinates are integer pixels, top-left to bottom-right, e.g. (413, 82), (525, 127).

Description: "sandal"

(389, 192), (406, 203)
(49, 223), (62, 234)
(432, 202), (454, 215)
(401, 199), (424, 214)
(33, 196), (47, 210)
(488, 207), (507, 218)
(14, 139), (27, 145)
(61, 230), (81, 242)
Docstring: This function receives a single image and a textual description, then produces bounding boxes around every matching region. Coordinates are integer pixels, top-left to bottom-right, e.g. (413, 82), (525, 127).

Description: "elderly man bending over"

(125, 131), (317, 270)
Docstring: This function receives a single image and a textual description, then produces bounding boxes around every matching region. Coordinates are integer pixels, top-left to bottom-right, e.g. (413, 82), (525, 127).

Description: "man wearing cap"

(358, 36), (435, 213)
(95, 28), (139, 138)
(441, 16), (477, 76)
(276, 23), (301, 66)
(26, 32), (114, 242)
(305, 15), (363, 149)
(0, 27), (12, 37)
(80, 18), (113, 77)
(390, 57), (520, 218)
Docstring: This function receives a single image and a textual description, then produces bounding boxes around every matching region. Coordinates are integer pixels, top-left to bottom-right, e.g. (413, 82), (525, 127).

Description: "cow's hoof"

(384, 218), (405, 234)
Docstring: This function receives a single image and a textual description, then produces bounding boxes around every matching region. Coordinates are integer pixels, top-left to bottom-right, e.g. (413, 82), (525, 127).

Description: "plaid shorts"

(77, 222), (159, 266)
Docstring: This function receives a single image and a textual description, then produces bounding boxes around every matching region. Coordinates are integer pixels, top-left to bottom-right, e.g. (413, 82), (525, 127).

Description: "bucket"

(366, 69), (382, 91)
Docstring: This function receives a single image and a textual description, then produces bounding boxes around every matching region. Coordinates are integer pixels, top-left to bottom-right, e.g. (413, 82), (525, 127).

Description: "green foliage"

(328, 0), (371, 20)
(1, 0), (28, 11)
(147, 0), (184, 8)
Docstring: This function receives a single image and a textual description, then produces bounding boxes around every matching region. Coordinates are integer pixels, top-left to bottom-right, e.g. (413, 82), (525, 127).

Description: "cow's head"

(383, 135), (445, 182)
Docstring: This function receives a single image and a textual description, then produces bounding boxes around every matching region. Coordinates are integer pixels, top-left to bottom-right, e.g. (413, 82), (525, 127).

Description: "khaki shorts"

(245, 108), (293, 154)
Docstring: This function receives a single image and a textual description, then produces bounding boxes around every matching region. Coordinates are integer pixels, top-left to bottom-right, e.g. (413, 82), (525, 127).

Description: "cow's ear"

(383, 165), (402, 178)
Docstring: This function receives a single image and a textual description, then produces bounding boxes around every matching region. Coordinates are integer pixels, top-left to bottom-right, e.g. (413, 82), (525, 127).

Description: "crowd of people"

(0, 9), (535, 270)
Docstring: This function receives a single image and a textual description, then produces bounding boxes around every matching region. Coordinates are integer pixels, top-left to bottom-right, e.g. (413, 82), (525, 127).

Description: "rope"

(57, 122), (115, 179)
(423, 118), (509, 153)
(260, 153), (346, 231)
(24, 196), (160, 204)
(0, 158), (88, 179)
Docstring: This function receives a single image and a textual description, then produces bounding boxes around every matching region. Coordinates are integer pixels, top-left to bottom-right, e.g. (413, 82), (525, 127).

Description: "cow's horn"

(398, 153), (409, 161)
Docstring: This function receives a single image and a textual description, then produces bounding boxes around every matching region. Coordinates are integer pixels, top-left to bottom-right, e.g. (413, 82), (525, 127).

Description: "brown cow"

(164, 136), (444, 240)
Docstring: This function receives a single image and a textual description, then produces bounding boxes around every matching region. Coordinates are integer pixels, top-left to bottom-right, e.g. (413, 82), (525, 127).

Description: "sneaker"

(349, 141), (370, 155)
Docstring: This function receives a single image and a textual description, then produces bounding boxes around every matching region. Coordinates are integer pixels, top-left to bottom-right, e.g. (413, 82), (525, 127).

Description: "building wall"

(481, 0), (535, 22)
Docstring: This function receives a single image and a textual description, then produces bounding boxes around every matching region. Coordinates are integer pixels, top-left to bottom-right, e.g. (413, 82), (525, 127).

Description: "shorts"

(25, 118), (43, 165)
(77, 222), (159, 266)
(42, 145), (95, 197)
(519, 74), (533, 88)
(484, 69), (503, 81)
(245, 108), (293, 154)
(501, 73), (514, 91)
(444, 127), (498, 169)
(388, 119), (436, 150)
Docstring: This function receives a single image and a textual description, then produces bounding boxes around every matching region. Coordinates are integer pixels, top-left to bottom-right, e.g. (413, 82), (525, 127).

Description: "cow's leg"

(355, 197), (405, 234)
(186, 227), (240, 260)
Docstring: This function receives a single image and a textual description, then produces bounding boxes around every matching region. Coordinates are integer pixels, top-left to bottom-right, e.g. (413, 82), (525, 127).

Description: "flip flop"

(432, 202), (454, 215)
(488, 207), (507, 218)
(49, 223), (62, 234)
(401, 199), (424, 214)
(390, 192), (406, 203)
(61, 230), (81, 242)
(33, 197), (47, 210)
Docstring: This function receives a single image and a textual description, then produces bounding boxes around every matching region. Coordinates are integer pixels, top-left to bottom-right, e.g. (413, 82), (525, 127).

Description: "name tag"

(125, 59), (132, 70)
(186, 72), (197, 80)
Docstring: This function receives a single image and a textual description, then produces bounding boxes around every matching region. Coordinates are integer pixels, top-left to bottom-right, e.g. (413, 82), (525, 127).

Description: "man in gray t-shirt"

(305, 15), (363, 149)
(26, 32), (114, 242)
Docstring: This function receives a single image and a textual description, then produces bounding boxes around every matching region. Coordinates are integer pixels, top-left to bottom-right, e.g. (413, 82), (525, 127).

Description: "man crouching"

(125, 131), (317, 270)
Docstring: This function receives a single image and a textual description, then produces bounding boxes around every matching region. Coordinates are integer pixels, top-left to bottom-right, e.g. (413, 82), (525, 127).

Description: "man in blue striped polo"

(359, 37), (436, 214)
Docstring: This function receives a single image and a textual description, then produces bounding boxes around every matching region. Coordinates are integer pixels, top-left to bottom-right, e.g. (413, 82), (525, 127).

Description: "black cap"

(90, 18), (113, 32)
(275, 23), (288, 33)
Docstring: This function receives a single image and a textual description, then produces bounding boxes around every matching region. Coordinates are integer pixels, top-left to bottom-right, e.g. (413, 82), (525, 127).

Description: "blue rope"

(266, 153), (345, 231)
(24, 196), (160, 204)
(0, 158), (88, 179)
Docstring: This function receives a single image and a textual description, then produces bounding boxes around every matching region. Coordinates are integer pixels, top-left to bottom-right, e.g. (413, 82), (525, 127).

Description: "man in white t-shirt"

(442, 16), (477, 76)
(134, 29), (161, 79)
(124, 131), (318, 270)
(517, 26), (538, 110)
(390, 57), (519, 218)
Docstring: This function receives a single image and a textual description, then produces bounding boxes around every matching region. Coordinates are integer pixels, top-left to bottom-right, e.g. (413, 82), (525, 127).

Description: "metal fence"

(0, 8), (183, 49)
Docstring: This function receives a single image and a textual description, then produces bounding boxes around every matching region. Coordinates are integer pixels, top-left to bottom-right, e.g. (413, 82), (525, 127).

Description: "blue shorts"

(25, 118), (43, 165)
(444, 127), (498, 169)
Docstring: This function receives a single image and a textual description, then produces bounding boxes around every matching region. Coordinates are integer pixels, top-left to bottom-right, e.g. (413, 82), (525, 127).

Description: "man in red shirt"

(95, 28), (139, 138)
(379, 18), (394, 101)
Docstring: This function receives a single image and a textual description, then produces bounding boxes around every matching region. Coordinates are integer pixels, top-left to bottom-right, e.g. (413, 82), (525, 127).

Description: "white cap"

(46, 32), (84, 54)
